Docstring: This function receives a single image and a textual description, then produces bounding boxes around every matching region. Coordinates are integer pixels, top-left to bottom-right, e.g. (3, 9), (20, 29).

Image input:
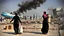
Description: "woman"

(10, 13), (22, 34)
(41, 11), (49, 34)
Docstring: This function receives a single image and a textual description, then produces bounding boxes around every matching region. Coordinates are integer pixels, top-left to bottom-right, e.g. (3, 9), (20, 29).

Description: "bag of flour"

(19, 24), (23, 33)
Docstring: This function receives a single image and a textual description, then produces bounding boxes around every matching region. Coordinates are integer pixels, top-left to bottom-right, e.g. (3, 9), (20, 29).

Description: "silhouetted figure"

(10, 13), (22, 34)
(24, 16), (26, 20)
(41, 11), (49, 34)
(30, 16), (32, 20)
(0, 17), (2, 22)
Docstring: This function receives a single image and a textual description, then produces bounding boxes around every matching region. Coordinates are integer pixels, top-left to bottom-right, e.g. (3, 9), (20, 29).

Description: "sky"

(0, 0), (63, 17)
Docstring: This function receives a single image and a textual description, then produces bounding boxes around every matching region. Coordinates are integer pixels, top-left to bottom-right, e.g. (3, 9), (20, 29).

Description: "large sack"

(19, 24), (23, 33)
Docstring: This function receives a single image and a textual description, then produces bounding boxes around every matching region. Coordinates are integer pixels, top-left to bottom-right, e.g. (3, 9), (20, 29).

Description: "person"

(0, 17), (2, 22)
(30, 16), (32, 20)
(10, 13), (22, 34)
(41, 11), (49, 34)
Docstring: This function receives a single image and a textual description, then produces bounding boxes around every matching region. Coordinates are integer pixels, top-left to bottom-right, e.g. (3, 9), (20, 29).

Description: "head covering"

(14, 12), (18, 16)
(44, 11), (46, 14)
(43, 11), (47, 18)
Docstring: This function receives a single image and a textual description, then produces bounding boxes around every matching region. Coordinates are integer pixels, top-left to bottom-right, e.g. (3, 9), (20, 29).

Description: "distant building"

(48, 7), (64, 18)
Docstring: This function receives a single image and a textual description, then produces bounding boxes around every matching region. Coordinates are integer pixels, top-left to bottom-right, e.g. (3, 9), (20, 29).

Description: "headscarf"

(43, 11), (47, 18)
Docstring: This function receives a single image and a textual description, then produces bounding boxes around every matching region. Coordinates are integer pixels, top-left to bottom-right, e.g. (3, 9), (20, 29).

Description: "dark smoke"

(16, 0), (46, 14)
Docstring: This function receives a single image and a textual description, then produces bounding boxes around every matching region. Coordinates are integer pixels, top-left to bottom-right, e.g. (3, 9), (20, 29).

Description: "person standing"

(30, 16), (32, 20)
(1, 17), (2, 22)
(41, 11), (49, 34)
(10, 13), (22, 34)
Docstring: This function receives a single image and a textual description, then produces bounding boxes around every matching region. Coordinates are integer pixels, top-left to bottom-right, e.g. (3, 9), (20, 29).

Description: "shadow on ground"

(30, 32), (42, 34)
(24, 31), (43, 34)
(28, 32), (48, 35)
(3, 32), (16, 35)
(3, 31), (47, 35)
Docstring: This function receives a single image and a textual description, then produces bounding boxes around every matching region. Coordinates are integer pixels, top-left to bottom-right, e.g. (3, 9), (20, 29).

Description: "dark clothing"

(12, 16), (21, 34)
(41, 14), (49, 34)
(0, 17), (2, 22)
(13, 16), (20, 24)
(13, 24), (19, 34)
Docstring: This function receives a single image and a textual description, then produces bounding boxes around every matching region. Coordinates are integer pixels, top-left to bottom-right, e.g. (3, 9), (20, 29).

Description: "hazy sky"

(0, 0), (63, 17)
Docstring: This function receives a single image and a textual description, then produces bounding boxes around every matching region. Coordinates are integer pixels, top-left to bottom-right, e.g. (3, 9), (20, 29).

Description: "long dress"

(41, 14), (49, 34)
(13, 16), (20, 34)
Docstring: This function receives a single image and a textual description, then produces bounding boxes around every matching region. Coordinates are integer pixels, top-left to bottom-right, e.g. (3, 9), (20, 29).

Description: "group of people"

(10, 11), (49, 34)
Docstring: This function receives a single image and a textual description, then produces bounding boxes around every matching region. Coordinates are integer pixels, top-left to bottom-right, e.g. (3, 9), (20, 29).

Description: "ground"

(0, 23), (59, 36)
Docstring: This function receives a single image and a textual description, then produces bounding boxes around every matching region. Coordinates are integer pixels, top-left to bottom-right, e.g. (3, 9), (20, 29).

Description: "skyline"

(0, 0), (63, 17)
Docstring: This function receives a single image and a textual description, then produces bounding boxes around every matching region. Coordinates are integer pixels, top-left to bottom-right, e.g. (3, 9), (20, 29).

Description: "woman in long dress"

(10, 13), (22, 34)
(41, 11), (49, 34)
